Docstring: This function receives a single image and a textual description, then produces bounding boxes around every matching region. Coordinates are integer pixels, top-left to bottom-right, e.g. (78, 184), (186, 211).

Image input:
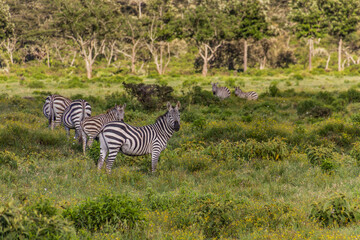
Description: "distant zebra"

(61, 99), (92, 140)
(98, 102), (181, 173)
(80, 104), (126, 154)
(43, 94), (72, 130)
(234, 87), (258, 100)
(211, 83), (231, 100)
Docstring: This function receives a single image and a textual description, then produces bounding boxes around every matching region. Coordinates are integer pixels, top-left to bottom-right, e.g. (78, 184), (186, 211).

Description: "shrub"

(297, 100), (332, 118)
(63, 194), (145, 232)
(193, 198), (236, 238)
(0, 201), (75, 239)
(350, 142), (360, 162)
(27, 81), (45, 89)
(0, 151), (19, 169)
(306, 146), (336, 172)
(181, 86), (219, 106)
(87, 140), (100, 165)
(339, 89), (360, 103)
(122, 82), (174, 110)
(310, 193), (360, 227)
(268, 82), (280, 97)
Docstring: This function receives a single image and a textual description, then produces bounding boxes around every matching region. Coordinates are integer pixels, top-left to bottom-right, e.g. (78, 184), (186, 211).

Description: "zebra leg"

(98, 134), (108, 170)
(82, 131), (87, 155)
(65, 127), (70, 139)
(151, 145), (161, 172)
(105, 147), (121, 174)
(88, 137), (94, 147)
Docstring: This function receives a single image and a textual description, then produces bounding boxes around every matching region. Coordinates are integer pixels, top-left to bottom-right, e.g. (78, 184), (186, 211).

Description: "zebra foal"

(211, 83), (231, 100)
(43, 94), (72, 130)
(80, 104), (126, 154)
(98, 101), (181, 173)
(234, 87), (258, 100)
(61, 99), (92, 140)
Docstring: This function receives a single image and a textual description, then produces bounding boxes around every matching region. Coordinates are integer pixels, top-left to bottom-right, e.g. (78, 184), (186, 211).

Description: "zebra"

(97, 101), (181, 173)
(61, 99), (92, 140)
(211, 82), (231, 100)
(234, 87), (258, 100)
(80, 104), (126, 154)
(43, 94), (72, 130)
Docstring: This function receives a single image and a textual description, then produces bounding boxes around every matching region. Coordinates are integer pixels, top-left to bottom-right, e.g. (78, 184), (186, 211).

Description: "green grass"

(3, 67), (360, 239)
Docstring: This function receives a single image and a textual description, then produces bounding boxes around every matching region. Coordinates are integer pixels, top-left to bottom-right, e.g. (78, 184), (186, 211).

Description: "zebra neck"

(154, 115), (174, 139)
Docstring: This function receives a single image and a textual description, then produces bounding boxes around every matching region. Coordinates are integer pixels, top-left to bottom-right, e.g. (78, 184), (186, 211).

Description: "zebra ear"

(176, 101), (181, 110)
(167, 102), (172, 110)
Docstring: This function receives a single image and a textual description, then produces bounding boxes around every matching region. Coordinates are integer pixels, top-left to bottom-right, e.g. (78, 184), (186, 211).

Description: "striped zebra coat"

(211, 83), (231, 100)
(234, 87), (258, 100)
(80, 104), (126, 154)
(98, 102), (181, 173)
(43, 94), (72, 130)
(61, 99), (92, 139)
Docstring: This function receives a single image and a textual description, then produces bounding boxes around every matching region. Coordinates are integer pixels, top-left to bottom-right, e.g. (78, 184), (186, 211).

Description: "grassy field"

(2, 66), (360, 239)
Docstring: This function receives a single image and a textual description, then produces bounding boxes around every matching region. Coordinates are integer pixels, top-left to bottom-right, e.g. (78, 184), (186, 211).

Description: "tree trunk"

(85, 60), (92, 79)
(260, 56), (266, 70)
(244, 40), (248, 72)
(309, 38), (313, 71)
(338, 38), (342, 71)
(202, 44), (208, 76)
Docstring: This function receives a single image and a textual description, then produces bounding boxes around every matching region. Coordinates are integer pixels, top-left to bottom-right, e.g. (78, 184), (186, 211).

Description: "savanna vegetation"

(2, 0), (360, 239)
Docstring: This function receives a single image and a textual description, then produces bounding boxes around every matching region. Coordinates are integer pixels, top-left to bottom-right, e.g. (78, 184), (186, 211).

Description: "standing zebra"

(234, 87), (258, 100)
(211, 83), (231, 100)
(61, 99), (92, 140)
(80, 104), (126, 154)
(43, 94), (72, 130)
(98, 102), (181, 173)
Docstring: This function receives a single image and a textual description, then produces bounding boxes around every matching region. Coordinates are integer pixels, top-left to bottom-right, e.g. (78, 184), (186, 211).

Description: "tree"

(291, 0), (326, 70)
(184, 1), (228, 76)
(54, 0), (120, 78)
(0, 0), (14, 68)
(143, 0), (180, 75)
(227, 0), (269, 72)
(318, 0), (360, 71)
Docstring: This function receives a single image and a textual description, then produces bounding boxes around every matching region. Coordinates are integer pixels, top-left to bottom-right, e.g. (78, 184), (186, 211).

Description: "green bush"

(87, 140), (100, 165)
(63, 194), (145, 232)
(269, 82), (280, 97)
(193, 198), (236, 238)
(339, 89), (360, 103)
(27, 81), (45, 89)
(310, 193), (360, 227)
(0, 151), (19, 169)
(306, 146), (336, 172)
(0, 201), (75, 239)
(297, 100), (332, 118)
(350, 142), (360, 162)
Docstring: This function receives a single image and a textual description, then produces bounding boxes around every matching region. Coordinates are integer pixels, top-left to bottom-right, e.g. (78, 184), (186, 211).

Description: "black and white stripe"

(234, 87), (258, 100)
(211, 83), (231, 100)
(98, 102), (181, 173)
(61, 99), (92, 139)
(80, 104), (126, 154)
(43, 94), (72, 130)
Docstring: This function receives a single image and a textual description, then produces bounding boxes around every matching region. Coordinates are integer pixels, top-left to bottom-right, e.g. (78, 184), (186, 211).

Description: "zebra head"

(211, 82), (218, 95)
(114, 104), (126, 121)
(166, 101), (181, 132)
(234, 87), (243, 96)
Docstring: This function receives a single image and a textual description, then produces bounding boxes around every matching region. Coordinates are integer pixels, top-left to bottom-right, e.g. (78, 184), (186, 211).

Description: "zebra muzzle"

(174, 121), (180, 131)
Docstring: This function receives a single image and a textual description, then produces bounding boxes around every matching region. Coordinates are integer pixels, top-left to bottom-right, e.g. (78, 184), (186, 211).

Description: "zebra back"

(211, 82), (231, 100)
(43, 94), (71, 128)
(81, 104), (126, 139)
(62, 99), (92, 129)
(234, 87), (258, 100)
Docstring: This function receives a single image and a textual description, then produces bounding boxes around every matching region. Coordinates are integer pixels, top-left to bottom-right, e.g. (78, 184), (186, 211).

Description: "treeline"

(0, 0), (360, 78)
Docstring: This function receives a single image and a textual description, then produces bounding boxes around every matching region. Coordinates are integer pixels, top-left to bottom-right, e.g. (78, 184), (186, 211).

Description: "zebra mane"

(156, 111), (168, 122)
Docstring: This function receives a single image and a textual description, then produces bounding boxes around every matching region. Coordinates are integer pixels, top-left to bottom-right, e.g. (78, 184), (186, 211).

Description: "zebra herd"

(42, 94), (181, 173)
(211, 82), (258, 100)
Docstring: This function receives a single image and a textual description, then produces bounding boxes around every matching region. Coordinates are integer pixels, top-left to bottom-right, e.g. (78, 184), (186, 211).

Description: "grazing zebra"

(98, 102), (181, 173)
(234, 87), (258, 100)
(43, 94), (72, 130)
(211, 82), (231, 100)
(80, 104), (126, 154)
(61, 99), (92, 140)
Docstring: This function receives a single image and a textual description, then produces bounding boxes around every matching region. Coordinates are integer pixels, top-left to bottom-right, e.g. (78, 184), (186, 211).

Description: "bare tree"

(0, 35), (17, 64)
